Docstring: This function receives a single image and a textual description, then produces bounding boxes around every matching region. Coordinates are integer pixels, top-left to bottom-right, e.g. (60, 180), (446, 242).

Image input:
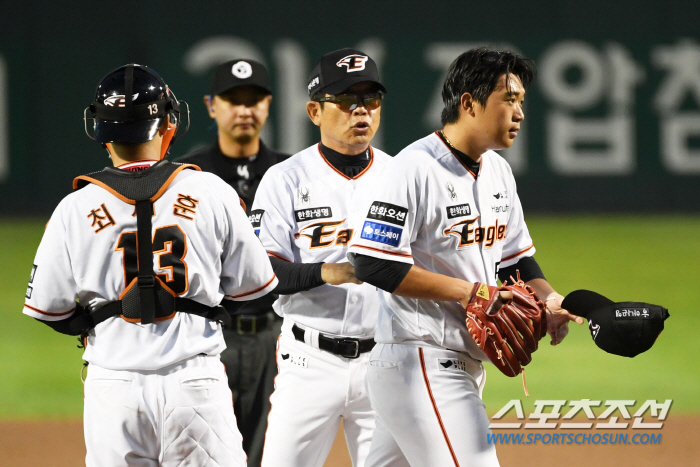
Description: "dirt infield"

(1, 416), (697, 466)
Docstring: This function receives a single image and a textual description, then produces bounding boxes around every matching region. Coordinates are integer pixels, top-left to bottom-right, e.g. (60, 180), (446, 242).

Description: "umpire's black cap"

(562, 290), (669, 358)
(210, 59), (272, 96)
(307, 48), (387, 98)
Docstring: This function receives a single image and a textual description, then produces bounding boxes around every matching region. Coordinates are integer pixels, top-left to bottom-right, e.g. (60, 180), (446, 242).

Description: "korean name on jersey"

(348, 132), (536, 359)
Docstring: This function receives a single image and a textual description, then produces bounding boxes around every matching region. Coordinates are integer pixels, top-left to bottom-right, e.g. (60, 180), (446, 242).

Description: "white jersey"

(348, 132), (535, 359)
(252, 143), (390, 337)
(23, 164), (277, 370)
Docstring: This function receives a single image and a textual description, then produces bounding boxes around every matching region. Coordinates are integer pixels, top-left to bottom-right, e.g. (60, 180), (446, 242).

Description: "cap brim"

(211, 83), (272, 96)
(561, 289), (615, 318)
(95, 118), (164, 144)
(323, 77), (387, 96)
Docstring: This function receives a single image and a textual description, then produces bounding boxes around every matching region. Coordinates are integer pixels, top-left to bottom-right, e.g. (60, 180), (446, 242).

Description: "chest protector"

(69, 160), (231, 334)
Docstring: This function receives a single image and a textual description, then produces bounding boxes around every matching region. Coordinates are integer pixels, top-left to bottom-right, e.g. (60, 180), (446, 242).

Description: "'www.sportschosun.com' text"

(487, 432), (662, 445)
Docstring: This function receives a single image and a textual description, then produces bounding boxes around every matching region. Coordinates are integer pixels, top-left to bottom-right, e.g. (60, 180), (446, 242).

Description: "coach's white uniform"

(24, 161), (277, 467)
(255, 144), (390, 467)
(348, 132), (536, 467)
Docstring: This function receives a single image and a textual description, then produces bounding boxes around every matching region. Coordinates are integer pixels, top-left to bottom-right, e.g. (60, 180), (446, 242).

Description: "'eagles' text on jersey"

(253, 144), (391, 337)
(348, 132), (535, 359)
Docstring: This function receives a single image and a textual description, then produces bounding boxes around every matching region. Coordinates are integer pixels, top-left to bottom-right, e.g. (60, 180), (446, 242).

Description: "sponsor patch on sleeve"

(249, 209), (264, 228)
(294, 206), (333, 222)
(367, 201), (408, 226)
(26, 285), (33, 299)
(360, 221), (402, 247)
(30, 264), (37, 283)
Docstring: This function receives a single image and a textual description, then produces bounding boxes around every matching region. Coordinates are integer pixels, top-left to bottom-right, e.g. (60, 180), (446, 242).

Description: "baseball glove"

(465, 278), (547, 377)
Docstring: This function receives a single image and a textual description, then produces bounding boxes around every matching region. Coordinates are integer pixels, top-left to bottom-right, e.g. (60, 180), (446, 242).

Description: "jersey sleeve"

(214, 179), (278, 301)
(23, 198), (79, 321)
(347, 155), (422, 264)
(251, 168), (296, 262)
(500, 176), (535, 268)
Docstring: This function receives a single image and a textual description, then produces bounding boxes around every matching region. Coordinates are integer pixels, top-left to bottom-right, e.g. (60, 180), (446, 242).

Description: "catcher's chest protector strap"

(71, 161), (230, 331)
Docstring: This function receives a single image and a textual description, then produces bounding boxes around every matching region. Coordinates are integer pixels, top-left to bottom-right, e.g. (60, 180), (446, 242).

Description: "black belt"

(233, 312), (278, 335)
(292, 324), (375, 359)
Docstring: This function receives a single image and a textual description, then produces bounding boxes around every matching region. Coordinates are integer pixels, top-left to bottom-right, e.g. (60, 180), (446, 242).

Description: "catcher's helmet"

(84, 64), (189, 157)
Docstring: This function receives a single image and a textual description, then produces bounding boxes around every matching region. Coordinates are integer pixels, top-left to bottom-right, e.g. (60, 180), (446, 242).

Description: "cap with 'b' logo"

(307, 48), (387, 98)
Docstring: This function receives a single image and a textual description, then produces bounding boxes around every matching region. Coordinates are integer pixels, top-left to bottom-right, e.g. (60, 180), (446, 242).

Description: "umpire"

(178, 59), (288, 467)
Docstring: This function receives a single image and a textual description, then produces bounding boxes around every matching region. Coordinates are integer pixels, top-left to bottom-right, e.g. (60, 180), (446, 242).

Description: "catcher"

(348, 47), (583, 466)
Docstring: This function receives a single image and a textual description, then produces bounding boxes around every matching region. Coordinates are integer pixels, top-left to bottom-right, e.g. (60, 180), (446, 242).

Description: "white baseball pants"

(364, 343), (500, 467)
(83, 354), (246, 466)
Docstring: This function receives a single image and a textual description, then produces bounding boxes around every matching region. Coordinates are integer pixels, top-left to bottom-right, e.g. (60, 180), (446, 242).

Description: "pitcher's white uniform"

(23, 162), (278, 466)
(348, 132), (535, 466)
(255, 144), (390, 467)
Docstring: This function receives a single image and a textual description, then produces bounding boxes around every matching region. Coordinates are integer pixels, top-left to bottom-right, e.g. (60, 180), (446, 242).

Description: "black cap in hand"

(562, 290), (669, 358)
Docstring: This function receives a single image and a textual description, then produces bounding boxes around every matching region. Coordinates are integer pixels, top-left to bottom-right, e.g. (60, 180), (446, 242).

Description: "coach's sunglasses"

(314, 92), (383, 112)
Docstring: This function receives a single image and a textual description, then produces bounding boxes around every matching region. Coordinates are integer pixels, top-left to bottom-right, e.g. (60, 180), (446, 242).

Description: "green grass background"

(1, 216), (698, 419)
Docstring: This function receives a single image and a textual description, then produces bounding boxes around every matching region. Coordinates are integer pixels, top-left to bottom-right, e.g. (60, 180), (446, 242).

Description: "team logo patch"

(614, 308), (651, 319)
(336, 54), (369, 72)
(295, 207), (332, 222)
(360, 221), (402, 247)
(493, 190), (508, 200)
(30, 264), (37, 283)
(438, 358), (468, 372)
(231, 61), (253, 79)
(298, 186), (310, 204)
(280, 352), (308, 368)
(104, 93), (139, 106)
(25, 286), (33, 299)
(367, 201), (408, 226)
(589, 322), (601, 340)
(446, 182), (457, 200)
(446, 203), (471, 219)
(249, 209), (265, 228)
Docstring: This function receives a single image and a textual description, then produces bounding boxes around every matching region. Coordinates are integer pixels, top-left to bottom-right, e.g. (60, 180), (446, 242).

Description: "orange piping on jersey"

(419, 348), (461, 467)
(316, 143), (375, 180)
(116, 160), (157, 168)
(260, 333), (283, 466)
(239, 197), (247, 212)
(349, 244), (413, 258)
(435, 130), (480, 180)
(24, 304), (75, 317)
(149, 164), (200, 202)
(267, 251), (292, 262)
(501, 244), (534, 262)
(226, 274), (277, 299)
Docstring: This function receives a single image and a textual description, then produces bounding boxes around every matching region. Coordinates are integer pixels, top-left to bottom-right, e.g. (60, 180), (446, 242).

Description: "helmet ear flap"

(160, 117), (178, 160)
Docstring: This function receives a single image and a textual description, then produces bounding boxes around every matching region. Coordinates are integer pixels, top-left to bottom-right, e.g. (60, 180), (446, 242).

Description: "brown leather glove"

(465, 279), (547, 377)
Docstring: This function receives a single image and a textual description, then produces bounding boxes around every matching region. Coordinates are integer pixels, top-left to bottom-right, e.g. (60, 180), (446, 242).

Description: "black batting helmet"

(84, 64), (189, 156)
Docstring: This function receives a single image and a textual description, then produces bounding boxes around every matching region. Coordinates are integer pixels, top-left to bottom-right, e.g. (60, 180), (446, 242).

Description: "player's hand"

(321, 262), (363, 286)
(459, 284), (512, 311)
(545, 292), (585, 345)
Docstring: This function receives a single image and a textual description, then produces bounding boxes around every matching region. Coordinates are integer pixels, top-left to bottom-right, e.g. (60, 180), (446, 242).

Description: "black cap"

(562, 290), (670, 358)
(307, 48), (387, 98)
(210, 59), (271, 96)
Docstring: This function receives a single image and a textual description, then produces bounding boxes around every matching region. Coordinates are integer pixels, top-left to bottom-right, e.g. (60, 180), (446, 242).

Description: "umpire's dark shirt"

(178, 140), (289, 315)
